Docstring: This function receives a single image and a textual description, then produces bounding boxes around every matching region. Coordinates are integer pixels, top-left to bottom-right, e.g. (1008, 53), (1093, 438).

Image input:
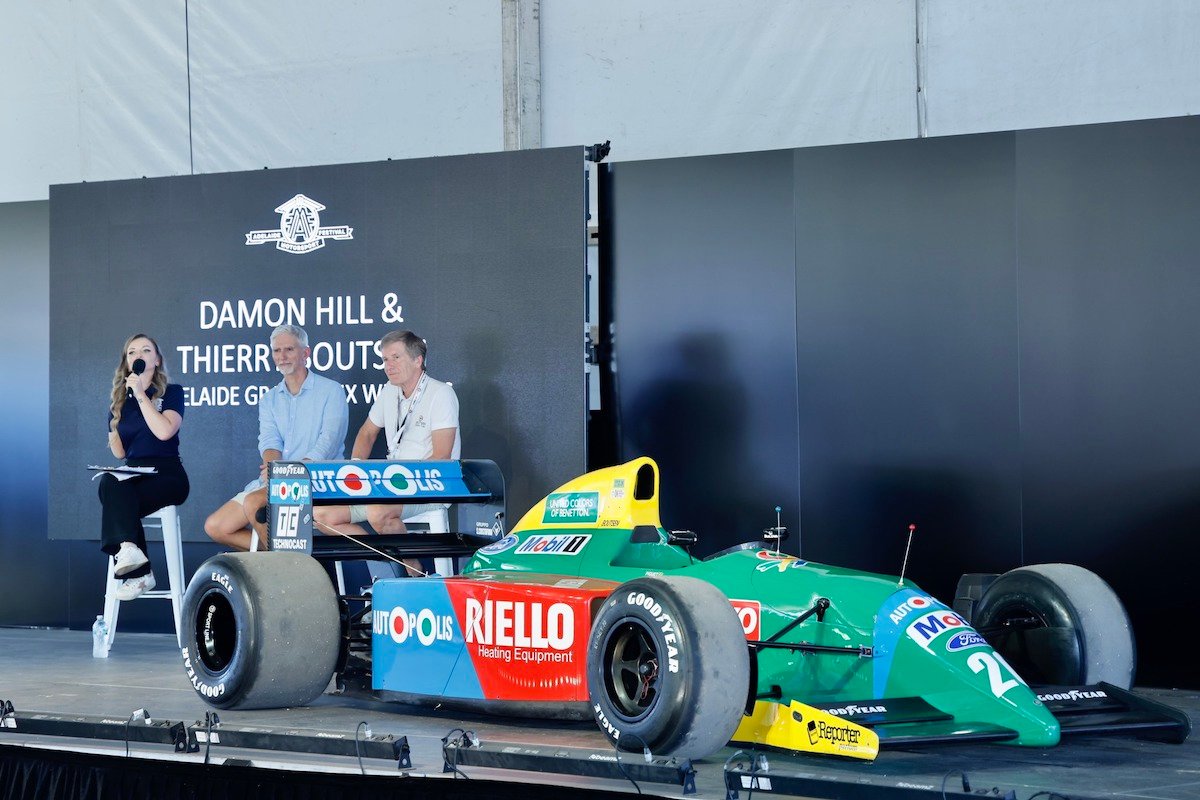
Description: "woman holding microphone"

(99, 333), (190, 600)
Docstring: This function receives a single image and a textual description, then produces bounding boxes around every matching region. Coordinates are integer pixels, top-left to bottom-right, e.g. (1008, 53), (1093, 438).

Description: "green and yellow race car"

(179, 456), (1190, 761)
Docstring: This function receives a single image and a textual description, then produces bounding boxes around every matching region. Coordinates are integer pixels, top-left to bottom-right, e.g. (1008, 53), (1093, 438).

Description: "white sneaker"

(114, 545), (149, 576)
(115, 573), (156, 601)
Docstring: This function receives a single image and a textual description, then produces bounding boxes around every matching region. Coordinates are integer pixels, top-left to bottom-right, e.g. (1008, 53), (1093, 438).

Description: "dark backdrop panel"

(611, 151), (800, 550)
(49, 148), (585, 562)
(610, 119), (1200, 689)
(1016, 117), (1200, 688)
(793, 135), (1023, 603)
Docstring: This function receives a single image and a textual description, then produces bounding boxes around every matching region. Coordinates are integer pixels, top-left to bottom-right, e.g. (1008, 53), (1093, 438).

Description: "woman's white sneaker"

(115, 573), (156, 600)
(114, 545), (149, 576)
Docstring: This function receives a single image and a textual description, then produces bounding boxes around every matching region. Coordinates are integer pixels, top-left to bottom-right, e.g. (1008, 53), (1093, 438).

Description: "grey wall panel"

(0, 201), (59, 626)
(612, 151), (800, 548)
(1015, 117), (1200, 687)
(793, 135), (1022, 602)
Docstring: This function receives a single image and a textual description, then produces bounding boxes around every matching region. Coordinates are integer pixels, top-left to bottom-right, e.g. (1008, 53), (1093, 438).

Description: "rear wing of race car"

(265, 459), (506, 559)
(807, 682), (1190, 747)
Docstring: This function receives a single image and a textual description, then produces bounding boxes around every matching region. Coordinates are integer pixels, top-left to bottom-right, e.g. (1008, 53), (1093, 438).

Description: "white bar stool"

(99, 505), (186, 654)
(412, 507), (454, 577)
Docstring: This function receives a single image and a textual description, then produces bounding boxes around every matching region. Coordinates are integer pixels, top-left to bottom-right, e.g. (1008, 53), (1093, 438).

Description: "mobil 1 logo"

(269, 461), (313, 554)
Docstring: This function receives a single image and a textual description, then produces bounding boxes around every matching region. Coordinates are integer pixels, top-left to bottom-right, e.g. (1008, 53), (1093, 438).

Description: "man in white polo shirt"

(315, 330), (459, 571)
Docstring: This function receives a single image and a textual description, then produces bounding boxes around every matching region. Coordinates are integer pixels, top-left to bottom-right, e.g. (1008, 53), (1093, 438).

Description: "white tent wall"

(0, 1), (190, 202)
(921, 0), (1200, 137)
(540, 1), (920, 160)
(2, 0), (1199, 198)
(186, 3), (503, 175)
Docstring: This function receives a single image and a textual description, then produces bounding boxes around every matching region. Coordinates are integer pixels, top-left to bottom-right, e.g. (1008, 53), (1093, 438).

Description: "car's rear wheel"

(180, 552), (340, 709)
(972, 563), (1135, 688)
(587, 576), (749, 760)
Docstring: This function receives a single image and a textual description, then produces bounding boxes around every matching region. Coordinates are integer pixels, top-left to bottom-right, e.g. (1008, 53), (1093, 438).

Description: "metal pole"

(502, 0), (542, 150)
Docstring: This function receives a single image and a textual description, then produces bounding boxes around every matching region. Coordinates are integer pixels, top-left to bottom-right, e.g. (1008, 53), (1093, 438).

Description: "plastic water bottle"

(92, 615), (109, 658)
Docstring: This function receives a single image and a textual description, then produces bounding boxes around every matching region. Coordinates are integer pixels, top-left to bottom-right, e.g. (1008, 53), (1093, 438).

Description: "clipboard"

(88, 464), (158, 482)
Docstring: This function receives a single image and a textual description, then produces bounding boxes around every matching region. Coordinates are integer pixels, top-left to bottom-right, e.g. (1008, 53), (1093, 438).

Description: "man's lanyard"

(393, 372), (429, 452)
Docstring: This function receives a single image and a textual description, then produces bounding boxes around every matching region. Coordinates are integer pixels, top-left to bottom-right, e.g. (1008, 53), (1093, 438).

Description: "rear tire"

(972, 563), (1135, 688)
(587, 576), (749, 760)
(180, 552), (340, 709)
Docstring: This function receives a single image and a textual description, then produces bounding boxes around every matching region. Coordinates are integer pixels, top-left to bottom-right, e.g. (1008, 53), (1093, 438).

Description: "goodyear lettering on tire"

(625, 590), (680, 673)
(180, 646), (226, 699)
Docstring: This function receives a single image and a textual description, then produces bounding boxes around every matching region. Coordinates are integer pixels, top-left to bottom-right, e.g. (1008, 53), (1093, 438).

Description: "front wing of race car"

(771, 684), (1190, 749)
(730, 683), (1190, 759)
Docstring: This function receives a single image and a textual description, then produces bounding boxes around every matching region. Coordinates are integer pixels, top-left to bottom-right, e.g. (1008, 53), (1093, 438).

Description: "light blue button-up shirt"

(243, 371), (348, 492)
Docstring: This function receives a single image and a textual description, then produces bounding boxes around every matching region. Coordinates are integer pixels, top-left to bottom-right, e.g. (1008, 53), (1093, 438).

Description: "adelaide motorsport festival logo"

(245, 193), (353, 254)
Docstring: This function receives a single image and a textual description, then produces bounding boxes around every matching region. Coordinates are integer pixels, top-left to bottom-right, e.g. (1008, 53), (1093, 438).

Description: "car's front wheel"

(972, 563), (1135, 688)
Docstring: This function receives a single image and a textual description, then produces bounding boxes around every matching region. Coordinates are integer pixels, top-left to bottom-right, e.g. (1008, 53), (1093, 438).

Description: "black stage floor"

(2, 627), (1198, 800)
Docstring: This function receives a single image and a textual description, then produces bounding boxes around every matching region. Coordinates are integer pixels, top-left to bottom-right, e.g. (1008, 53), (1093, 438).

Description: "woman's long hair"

(109, 333), (170, 431)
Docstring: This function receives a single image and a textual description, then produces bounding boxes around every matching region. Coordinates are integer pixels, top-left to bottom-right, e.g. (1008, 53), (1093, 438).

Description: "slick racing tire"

(587, 576), (749, 760)
(972, 563), (1135, 688)
(180, 552), (340, 709)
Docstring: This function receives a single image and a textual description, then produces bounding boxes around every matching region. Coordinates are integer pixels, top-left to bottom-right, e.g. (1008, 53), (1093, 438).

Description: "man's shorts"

(231, 484), (266, 507)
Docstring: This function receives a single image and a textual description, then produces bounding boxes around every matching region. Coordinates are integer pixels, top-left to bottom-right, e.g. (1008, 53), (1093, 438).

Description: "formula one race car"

(179, 457), (1189, 761)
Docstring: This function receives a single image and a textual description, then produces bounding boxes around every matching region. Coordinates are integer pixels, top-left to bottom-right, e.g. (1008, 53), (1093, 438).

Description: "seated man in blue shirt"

(204, 324), (348, 551)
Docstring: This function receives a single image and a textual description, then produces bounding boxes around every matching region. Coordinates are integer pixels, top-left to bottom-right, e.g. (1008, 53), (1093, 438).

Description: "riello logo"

(464, 598), (574, 650)
(245, 194), (353, 254)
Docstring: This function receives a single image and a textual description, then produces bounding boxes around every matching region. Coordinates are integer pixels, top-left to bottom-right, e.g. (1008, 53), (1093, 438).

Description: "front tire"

(180, 552), (340, 709)
(587, 576), (749, 760)
(972, 563), (1135, 688)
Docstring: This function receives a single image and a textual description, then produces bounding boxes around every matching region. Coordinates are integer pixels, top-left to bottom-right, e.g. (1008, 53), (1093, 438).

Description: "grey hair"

(270, 324), (309, 348)
(379, 329), (427, 364)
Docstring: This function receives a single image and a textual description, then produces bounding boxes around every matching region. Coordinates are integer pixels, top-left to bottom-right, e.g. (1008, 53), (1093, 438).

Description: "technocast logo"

(245, 194), (353, 254)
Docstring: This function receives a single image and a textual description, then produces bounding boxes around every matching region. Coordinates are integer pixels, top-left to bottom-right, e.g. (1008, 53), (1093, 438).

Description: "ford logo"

(946, 631), (987, 652)
(479, 534), (519, 555)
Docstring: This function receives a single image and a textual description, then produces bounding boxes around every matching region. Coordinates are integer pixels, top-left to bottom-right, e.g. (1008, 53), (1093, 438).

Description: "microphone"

(127, 358), (146, 399)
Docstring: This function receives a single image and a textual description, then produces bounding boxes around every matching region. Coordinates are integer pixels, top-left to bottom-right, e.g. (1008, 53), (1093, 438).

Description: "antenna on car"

(898, 524), (917, 586)
(763, 506), (787, 555)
